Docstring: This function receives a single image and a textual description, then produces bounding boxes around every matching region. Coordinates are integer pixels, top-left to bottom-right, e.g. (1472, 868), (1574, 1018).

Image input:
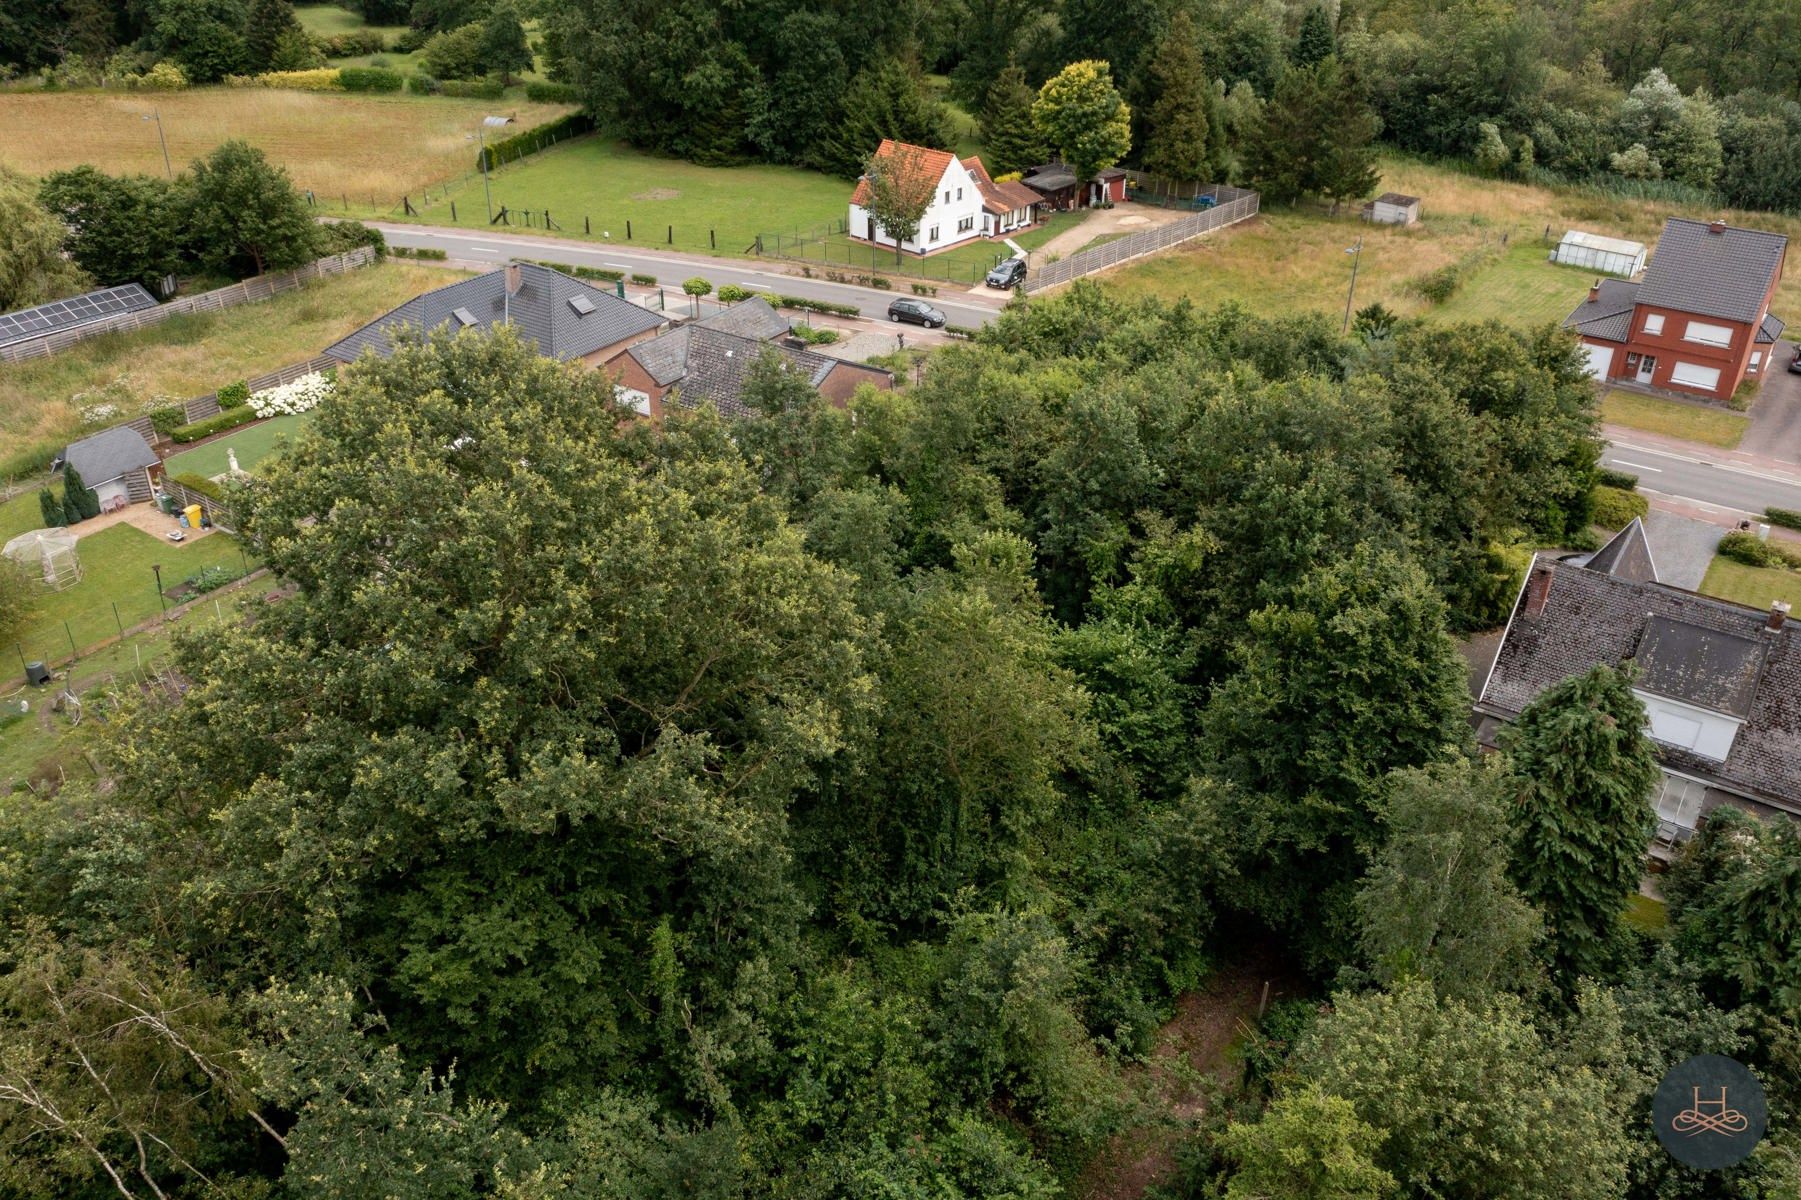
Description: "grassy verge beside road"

(1, 262), (459, 474)
(1601, 390), (1748, 449)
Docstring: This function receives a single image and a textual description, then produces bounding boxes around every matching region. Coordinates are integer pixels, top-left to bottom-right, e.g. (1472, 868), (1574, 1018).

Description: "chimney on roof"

(505, 263), (522, 294)
(1524, 566), (1554, 617)
(1587, 279), (1600, 303)
(1709, 218), (1728, 235)
(1769, 600), (1792, 632)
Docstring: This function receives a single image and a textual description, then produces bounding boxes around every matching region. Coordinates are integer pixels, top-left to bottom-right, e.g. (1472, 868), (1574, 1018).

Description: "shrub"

(422, 22), (487, 80)
(148, 405), (186, 435)
(1728, 378), (1759, 412)
(630, 273), (657, 287)
(339, 66), (404, 93)
(1765, 508), (1801, 533)
(173, 472), (224, 500)
(1596, 467), (1639, 490)
(393, 26), (431, 52)
(476, 112), (596, 171)
(681, 277), (713, 298)
(439, 77), (504, 98)
(1413, 264), (1461, 304)
(320, 29), (388, 56)
(316, 219), (387, 258)
(910, 283), (938, 296)
(789, 325), (839, 345)
(127, 61), (188, 90)
(407, 73), (441, 95)
(716, 283), (751, 303)
(241, 68), (344, 91)
(526, 80), (579, 103)
(943, 324), (980, 340)
(181, 564), (246, 594)
(171, 406), (260, 443)
(250, 372), (333, 417)
(217, 380), (251, 409)
(775, 295), (858, 317)
(1591, 484), (1648, 529)
(1720, 530), (1801, 570)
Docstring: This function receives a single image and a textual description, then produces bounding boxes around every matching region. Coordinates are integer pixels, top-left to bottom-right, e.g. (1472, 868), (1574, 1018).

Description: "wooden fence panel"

(1023, 189), (1260, 293)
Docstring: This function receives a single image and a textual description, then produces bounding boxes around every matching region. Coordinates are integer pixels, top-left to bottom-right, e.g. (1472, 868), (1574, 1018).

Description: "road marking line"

(1637, 487), (1745, 515)
(1610, 460), (1663, 473)
(1609, 442), (1801, 486)
(470, 245), (501, 252)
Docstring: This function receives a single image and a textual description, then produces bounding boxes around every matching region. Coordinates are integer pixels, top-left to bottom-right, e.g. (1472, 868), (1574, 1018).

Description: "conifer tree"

(39, 487), (64, 528)
(62, 464), (100, 521)
(244, 0), (301, 73)
(818, 59), (953, 180)
(479, 0), (534, 86)
(981, 63), (1045, 176)
(1292, 4), (1337, 68)
(1142, 10), (1220, 182)
(1503, 663), (1659, 985)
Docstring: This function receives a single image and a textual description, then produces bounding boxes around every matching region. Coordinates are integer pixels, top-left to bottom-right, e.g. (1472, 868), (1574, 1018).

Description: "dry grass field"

(1106, 156), (1801, 329)
(0, 90), (573, 201)
(0, 261), (464, 477)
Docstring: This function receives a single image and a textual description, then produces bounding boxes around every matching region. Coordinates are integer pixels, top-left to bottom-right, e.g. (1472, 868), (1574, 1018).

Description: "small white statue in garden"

(227, 448), (241, 475)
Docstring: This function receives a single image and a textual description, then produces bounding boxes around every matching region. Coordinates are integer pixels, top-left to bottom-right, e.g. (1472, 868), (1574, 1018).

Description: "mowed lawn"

(0, 89), (573, 202)
(1104, 154), (1801, 330)
(1700, 555), (1801, 612)
(412, 137), (853, 258)
(797, 211), (1089, 284)
(1600, 390), (1748, 448)
(295, 3), (406, 37)
(1, 261), (462, 473)
(164, 414), (312, 478)
(11, 522), (254, 663)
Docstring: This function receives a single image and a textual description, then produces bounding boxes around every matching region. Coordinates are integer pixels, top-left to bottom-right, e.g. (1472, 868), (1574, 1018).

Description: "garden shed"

(1363, 193), (1421, 225)
(58, 425), (161, 510)
(4, 528), (81, 590)
(1550, 230), (1648, 277)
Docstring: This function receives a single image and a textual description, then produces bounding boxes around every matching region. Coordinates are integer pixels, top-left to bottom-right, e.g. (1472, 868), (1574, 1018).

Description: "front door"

(1636, 354), (1657, 385)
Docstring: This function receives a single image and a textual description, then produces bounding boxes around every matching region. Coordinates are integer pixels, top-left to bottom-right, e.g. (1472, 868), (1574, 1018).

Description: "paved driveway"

(1642, 509), (1722, 588)
(1747, 340), (1801, 464)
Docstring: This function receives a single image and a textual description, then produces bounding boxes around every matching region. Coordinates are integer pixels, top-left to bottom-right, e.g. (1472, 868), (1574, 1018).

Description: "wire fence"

(0, 248), (377, 364)
(753, 219), (1015, 286)
(1024, 188), (1260, 292)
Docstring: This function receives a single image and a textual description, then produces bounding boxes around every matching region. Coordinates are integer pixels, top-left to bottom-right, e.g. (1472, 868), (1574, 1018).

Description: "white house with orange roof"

(848, 139), (1040, 256)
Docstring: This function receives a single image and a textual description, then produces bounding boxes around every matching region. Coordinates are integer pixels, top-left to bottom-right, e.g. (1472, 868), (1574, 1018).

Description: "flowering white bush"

(251, 372), (333, 417)
(79, 401), (121, 426)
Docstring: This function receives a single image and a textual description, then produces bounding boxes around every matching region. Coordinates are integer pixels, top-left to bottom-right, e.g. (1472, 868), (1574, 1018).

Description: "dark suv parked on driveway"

(986, 258), (1027, 289)
(887, 297), (946, 328)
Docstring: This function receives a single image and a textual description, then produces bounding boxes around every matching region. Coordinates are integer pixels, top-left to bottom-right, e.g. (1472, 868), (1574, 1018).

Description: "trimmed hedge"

(407, 73), (440, 95)
(173, 472), (224, 500)
(319, 29), (388, 56)
(477, 111), (595, 170)
(1765, 507), (1801, 532)
(232, 68), (343, 90)
(716, 283), (751, 303)
(775, 295), (859, 318)
(339, 66), (404, 92)
(630, 273), (657, 287)
(944, 324), (981, 340)
(441, 77), (504, 99)
(530, 259), (623, 282)
(171, 406), (261, 443)
(1591, 484), (1648, 529)
(1597, 467), (1639, 490)
(525, 80), (580, 103)
(1720, 530), (1801, 570)
(390, 246), (449, 260)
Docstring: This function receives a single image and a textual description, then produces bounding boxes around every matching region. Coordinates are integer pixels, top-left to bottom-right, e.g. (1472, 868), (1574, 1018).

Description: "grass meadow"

(164, 414), (311, 478)
(1600, 390), (1750, 448)
(0, 89), (573, 202)
(1700, 555), (1801, 613)
(0, 262), (463, 477)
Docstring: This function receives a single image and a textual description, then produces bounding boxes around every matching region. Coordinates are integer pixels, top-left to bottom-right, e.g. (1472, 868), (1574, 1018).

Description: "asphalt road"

(374, 223), (1801, 520)
(1604, 440), (1801, 519)
(372, 223), (1009, 329)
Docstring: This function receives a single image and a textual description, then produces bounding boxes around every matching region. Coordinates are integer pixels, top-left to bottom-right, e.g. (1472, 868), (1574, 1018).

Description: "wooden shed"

(1363, 192), (1421, 226)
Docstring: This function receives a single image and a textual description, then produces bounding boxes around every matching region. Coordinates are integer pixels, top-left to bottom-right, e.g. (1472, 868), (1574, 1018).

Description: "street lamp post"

(1341, 236), (1364, 334)
(151, 564), (166, 613)
(142, 110), (172, 180)
(467, 127), (495, 224)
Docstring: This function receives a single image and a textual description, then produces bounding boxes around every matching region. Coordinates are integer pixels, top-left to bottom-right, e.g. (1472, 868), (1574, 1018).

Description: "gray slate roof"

(61, 425), (158, 486)
(1023, 165), (1078, 192)
(1479, 548), (1801, 811)
(324, 263), (666, 363)
(1562, 278), (1641, 343)
(1638, 218), (1787, 325)
(625, 300), (794, 388)
(1758, 313), (1787, 344)
(669, 327), (835, 419)
(1575, 517), (1657, 582)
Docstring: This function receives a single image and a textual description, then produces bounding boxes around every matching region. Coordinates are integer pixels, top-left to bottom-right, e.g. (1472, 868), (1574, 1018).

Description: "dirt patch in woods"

(631, 187), (681, 201)
(1074, 949), (1305, 1200)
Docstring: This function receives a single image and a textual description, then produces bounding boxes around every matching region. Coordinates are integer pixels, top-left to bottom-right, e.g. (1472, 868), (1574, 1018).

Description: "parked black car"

(888, 297), (946, 328)
(1789, 349), (1801, 375)
(985, 257), (1027, 289)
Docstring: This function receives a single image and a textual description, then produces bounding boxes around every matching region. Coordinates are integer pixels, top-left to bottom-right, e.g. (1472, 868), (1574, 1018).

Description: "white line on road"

(469, 246), (501, 252)
(1637, 487), (1745, 515)
(1610, 460), (1663, 473)
(1609, 441), (1801, 486)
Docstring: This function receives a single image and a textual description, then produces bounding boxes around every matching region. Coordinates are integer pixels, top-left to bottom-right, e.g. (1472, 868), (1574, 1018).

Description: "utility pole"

(469, 126), (494, 224)
(144, 110), (172, 179)
(1341, 235), (1364, 334)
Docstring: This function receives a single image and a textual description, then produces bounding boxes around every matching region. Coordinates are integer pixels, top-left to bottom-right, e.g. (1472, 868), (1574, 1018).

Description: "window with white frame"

(1653, 773), (1707, 832)
(1752, 351), (1764, 370)
(943, 190), (950, 205)
(928, 225), (939, 242)
(1669, 361), (1723, 390)
(957, 215), (974, 233)
(956, 187), (963, 200)
(1684, 320), (1734, 347)
(1643, 313), (1665, 335)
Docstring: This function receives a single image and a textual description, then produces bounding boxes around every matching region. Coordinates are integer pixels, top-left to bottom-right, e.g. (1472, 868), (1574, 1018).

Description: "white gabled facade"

(850, 145), (986, 256)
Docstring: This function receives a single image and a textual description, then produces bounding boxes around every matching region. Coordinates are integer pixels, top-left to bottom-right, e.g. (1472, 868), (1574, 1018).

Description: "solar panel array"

(0, 284), (157, 348)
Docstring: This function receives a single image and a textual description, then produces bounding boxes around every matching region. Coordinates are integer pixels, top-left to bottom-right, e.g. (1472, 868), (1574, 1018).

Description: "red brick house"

(1563, 217), (1787, 404)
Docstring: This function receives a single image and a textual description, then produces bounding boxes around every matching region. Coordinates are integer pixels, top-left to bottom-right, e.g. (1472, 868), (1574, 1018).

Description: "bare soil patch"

(631, 187), (682, 201)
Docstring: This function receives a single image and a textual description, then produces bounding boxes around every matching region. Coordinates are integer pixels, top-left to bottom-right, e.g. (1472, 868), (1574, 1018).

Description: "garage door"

(1580, 343), (1613, 379)
(1670, 361), (1723, 391)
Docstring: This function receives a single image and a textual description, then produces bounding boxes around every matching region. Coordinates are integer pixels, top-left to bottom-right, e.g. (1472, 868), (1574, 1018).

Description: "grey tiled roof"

(324, 263), (666, 363)
(669, 328), (834, 420)
(1562, 278), (1640, 343)
(696, 297), (790, 341)
(625, 300), (793, 387)
(1759, 313), (1787, 344)
(60, 425), (158, 486)
(1576, 518), (1657, 582)
(1479, 552), (1801, 811)
(1638, 218), (1787, 325)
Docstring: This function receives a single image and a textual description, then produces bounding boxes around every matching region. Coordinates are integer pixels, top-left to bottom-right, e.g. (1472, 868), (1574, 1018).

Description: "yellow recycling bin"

(184, 503), (203, 528)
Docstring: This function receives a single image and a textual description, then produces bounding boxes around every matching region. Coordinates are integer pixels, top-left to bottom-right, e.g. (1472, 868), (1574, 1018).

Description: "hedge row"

(440, 77), (504, 99)
(172, 472), (225, 500)
(1720, 530), (1801, 570)
(390, 246), (449, 260)
(1766, 507), (1801, 532)
(171, 405), (261, 443)
(477, 112), (596, 171)
(529, 259), (623, 283)
(339, 66), (405, 93)
(526, 81), (580, 103)
(775, 295), (859, 318)
(1596, 467), (1639, 490)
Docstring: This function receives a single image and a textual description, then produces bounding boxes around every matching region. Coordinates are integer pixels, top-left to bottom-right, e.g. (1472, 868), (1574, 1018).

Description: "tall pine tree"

(1292, 4), (1337, 68)
(243, 0), (301, 73)
(1141, 9), (1220, 182)
(981, 63), (1046, 176)
(61, 464), (99, 521)
(1247, 57), (1380, 209)
(817, 59), (952, 180)
(1503, 662), (1659, 986)
(39, 488), (64, 528)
